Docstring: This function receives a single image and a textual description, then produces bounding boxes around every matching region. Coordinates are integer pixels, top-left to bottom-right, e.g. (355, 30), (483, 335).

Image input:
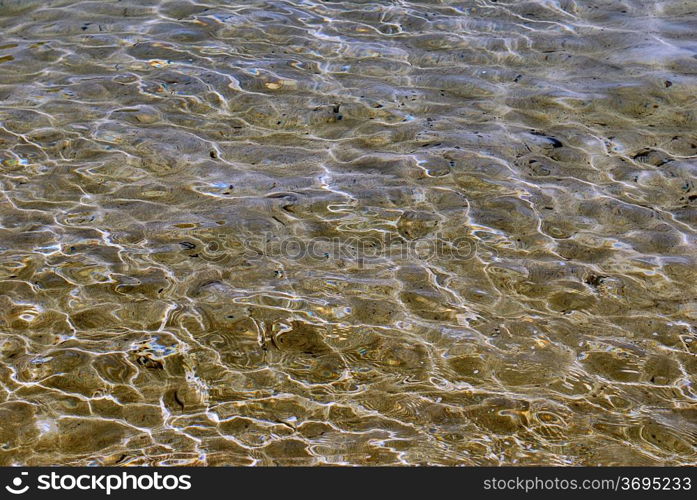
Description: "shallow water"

(0, 0), (696, 466)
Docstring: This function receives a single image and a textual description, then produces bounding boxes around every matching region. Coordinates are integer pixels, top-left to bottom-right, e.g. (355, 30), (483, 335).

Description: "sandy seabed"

(0, 0), (696, 466)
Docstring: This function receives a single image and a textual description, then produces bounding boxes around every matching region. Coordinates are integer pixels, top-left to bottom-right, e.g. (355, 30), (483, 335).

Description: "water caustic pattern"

(0, 0), (696, 466)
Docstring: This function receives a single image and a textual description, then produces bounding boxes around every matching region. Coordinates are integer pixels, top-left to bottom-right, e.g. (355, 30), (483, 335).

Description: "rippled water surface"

(1, 0), (697, 466)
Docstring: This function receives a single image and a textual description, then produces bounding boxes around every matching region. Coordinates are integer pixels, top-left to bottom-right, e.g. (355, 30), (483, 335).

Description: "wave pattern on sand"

(0, 0), (696, 465)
